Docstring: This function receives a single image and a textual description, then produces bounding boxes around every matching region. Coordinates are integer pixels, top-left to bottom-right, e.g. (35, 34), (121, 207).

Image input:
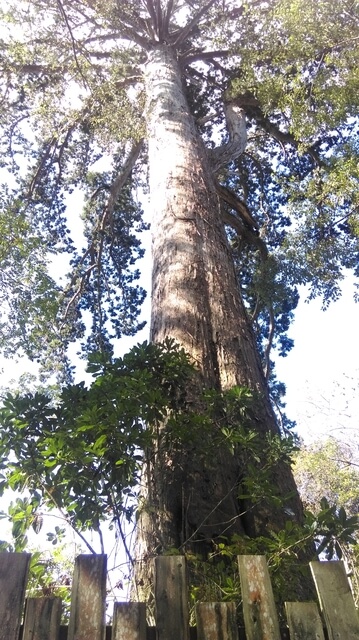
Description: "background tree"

(293, 438), (359, 603)
(294, 438), (359, 516)
(0, 0), (359, 598)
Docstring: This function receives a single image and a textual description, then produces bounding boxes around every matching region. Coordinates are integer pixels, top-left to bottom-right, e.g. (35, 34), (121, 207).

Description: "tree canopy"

(0, 0), (358, 379)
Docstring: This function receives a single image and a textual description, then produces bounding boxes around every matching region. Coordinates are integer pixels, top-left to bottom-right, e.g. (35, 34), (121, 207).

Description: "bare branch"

(63, 139), (144, 318)
(163, 0), (174, 40)
(104, 139), (144, 226)
(118, 7), (153, 41)
(56, 0), (89, 88)
(174, 0), (219, 46)
(156, 0), (164, 40)
(143, 0), (159, 35)
(120, 27), (151, 50)
(183, 49), (230, 65)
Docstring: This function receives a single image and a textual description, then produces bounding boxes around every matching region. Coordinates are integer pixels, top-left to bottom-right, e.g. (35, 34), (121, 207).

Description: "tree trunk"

(134, 44), (306, 595)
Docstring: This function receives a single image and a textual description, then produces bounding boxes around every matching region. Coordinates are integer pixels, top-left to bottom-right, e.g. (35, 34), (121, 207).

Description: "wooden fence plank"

(23, 597), (62, 640)
(196, 602), (239, 640)
(285, 602), (325, 640)
(238, 555), (281, 640)
(112, 602), (146, 640)
(310, 560), (359, 639)
(0, 552), (31, 640)
(67, 554), (107, 640)
(154, 556), (190, 640)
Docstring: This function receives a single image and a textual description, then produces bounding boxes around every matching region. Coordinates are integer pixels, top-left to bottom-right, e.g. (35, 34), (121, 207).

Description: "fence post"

(310, 560), (359, 640)
(67, 554), (107, 640)
(196, 602), (239, 640)
(0, 552), (31, 640)
(22, 597), (62, 640)
(285, 602), (325, 640)
(155, 555), (190, 640)
(112, 602), (147, 640)
(238, 555), (281, 640)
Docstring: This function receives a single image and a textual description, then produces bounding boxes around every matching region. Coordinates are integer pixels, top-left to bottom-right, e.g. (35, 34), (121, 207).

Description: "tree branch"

(143, 0), (158, 35)
(156, 0), (164, 40)
(263, 306), (275, 381)
(183, 49), (230, 65)
(216, 182), (259, 231)
(174, 0), (219, 46)
(56, 0), (89, 88)
(163, 0), (174, 40)
(104, 139), (144, 226)
(210, 103), (247, 172)
(221, 208), (267, 260)
(63, 139), (144, 317)
(233, 93), (323, 166)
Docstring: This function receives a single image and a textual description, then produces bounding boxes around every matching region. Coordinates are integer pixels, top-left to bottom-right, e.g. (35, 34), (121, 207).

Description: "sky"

(274, 273), (359, 445)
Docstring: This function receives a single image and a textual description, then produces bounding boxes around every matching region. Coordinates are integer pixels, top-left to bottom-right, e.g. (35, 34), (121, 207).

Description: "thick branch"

(156, 0), (164, 40)
(210, 103), (247, 172)
(105, 139), (144, 222)
(263, 306), (275, 381)
(162, 0), (174, 40)
(183, 49), (230, 65)
(221, 208), (267, 260)
(216, 182), (258, 231)
(144, 0), (159, 35)
(233, 93), (322, 166)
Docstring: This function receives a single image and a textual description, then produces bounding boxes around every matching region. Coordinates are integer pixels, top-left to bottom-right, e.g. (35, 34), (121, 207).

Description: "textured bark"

(133, 44), (306, 594)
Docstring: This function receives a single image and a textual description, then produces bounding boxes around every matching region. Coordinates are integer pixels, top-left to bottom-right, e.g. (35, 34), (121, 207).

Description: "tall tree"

(1, 0), (359, 595)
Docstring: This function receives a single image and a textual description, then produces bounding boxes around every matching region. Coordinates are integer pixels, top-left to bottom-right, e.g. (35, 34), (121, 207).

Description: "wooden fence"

(1, 552), (359, 640)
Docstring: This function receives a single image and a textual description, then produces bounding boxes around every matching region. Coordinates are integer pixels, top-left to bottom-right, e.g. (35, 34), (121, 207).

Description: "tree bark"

(133, 44), (306, 594)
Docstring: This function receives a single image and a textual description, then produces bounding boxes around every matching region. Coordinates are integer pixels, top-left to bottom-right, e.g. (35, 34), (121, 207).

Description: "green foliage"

(0, 339), (196, 541)
(186, 497), (359, 616)
(0, 532), (74, 620)
(293, 438), (359, 515)
(306, 497), (359, 560)
(0, 338), (299, 559)
(26, 546), (73, 619)
(1, 0), (359, 605)
(293, 437), (359, 601)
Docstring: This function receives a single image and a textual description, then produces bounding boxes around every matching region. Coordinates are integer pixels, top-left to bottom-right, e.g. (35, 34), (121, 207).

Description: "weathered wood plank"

(112, 602), (146, 640)
(238, 555), (281, 640)
(67, 554), (107, 640)
(0, 552), (31, 640)
(285, 602), (325, 640)
(22, 597), (62, 640)
(196, 602), (239, 640)
(154, 556), (190, 640)
(310, 560), (359, 639)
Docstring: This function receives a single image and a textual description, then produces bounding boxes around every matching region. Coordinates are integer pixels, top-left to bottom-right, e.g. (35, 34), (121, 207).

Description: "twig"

(56, 0), (89, 88)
